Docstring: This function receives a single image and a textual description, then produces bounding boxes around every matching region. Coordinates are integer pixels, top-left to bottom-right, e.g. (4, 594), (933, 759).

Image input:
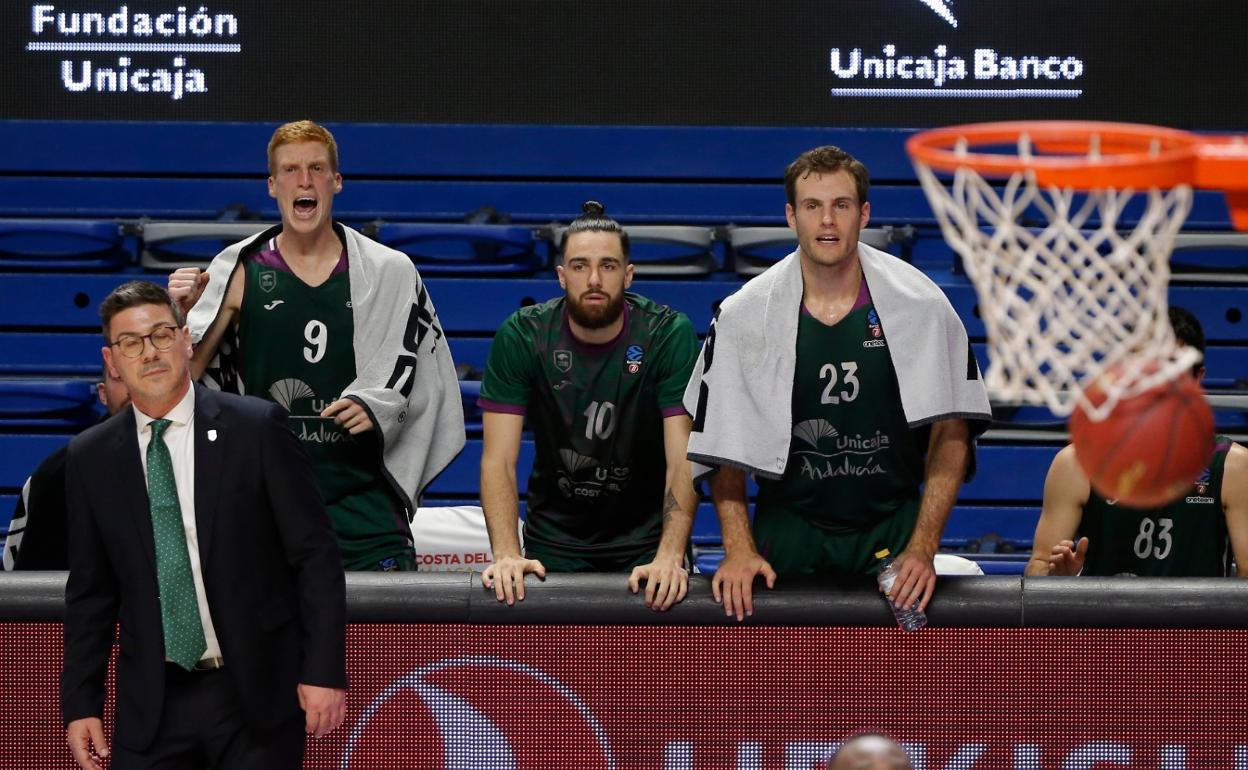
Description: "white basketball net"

(914, 147), (1200, 421)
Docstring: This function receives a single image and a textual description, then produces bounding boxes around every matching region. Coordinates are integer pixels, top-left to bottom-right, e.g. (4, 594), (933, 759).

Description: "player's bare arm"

(1221, 442), (1248, 577)
(1026, 444), (1092, 577)
(629, 414), (696, 611)
(480, 411), (545, 604)
(174, 264), (244, 382)
(890, 418), (968, 613)
(709, 465), (776, 621)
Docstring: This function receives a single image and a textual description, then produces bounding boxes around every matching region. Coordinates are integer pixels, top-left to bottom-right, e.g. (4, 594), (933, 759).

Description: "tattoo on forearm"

(662, 490), (679, 523)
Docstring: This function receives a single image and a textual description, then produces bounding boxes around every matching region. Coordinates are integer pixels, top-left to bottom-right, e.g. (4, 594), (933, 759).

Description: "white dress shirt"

(133, 385), (223, 661)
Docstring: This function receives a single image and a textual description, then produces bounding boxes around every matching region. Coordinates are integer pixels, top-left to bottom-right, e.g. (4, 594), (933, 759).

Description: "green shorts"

(526, 545), (660, 573)
(753, 502), (918, 577)
(348, 549), (418, 572)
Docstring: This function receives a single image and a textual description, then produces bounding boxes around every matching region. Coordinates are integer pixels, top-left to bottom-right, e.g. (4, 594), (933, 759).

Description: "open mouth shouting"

(292, 196), (318, 218)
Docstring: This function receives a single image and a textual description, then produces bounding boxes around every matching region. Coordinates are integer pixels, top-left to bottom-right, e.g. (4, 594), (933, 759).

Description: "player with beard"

(478, 201), (701, 610)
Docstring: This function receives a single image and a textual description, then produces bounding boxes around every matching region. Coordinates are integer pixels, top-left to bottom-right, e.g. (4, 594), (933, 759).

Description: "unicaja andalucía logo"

(918, 0), (957, 27)
(340, 656), (615, 769)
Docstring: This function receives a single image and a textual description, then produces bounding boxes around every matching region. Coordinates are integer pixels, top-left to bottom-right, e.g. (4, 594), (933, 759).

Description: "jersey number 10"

(583, 400), (617, 440)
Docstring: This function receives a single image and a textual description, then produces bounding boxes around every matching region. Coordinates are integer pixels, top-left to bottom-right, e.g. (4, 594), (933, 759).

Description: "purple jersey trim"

(563, 302), (631, 353)
(478, 397), (526, 416)
(660, 405), (690, 418)
(852, 275), (872, 311)
(253, 237), (348, 275)
(799, 275), (872, 318)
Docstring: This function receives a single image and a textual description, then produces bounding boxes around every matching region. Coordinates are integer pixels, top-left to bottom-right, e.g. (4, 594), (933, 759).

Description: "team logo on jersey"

(625, 345), (645, 374)
(554, 350), (573, 373)
(559, 449), (599, 473)
(269, 378), (314, 410)
(793, 418), (838, 449)
(259, 270), (277, 293)
(863, 309), (886, 348)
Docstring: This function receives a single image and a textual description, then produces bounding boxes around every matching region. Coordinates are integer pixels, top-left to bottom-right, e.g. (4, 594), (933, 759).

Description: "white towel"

(683, 244), (991, 481)
(186, 223), (466, 512)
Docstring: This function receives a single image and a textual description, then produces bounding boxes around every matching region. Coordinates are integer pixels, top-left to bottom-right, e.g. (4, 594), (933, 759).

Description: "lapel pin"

(207, 429), (218, 442)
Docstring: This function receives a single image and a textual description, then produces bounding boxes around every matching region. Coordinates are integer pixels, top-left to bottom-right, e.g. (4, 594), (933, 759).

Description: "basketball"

(1069, 369), (1215, 508)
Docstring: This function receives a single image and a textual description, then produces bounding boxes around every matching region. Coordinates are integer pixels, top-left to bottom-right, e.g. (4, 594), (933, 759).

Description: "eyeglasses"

(109, 325), (179, 358)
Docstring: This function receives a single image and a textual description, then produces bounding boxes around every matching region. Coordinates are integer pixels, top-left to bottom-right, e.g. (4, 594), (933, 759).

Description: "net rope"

(914, 140), (1199, 421)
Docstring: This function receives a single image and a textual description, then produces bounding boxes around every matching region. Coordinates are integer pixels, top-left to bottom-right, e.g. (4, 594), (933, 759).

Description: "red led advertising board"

(2, 624), (1246, 769)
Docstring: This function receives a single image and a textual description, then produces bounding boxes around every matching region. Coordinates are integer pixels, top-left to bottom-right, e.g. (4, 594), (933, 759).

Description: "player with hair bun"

(478, 201), (701, 610)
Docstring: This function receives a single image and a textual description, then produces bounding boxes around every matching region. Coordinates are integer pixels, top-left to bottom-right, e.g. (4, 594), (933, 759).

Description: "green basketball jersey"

(479, 293), (699, 566)
(756, 302), (925, 562)
(1080, 436), (1233, 577)
(237, 242), (409, 570)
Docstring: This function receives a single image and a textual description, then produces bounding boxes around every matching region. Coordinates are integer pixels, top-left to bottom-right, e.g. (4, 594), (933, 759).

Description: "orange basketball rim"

(907, 121), (1248, 230)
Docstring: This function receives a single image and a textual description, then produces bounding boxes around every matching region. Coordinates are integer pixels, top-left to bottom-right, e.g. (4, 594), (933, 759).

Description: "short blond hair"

(267, 120), (339, 175)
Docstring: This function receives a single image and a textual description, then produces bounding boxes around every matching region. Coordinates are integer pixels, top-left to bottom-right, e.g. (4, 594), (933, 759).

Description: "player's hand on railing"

(482, 555), (546, 605)
(66, 717), (108, 770)
(321, 398), (374, 434)
(1047, 537), (1088, 576)
(888, 548), (937, 613)
(167, 267), (210, 317)
(628, 558), (689, 612)
(711, 552), (776, 622)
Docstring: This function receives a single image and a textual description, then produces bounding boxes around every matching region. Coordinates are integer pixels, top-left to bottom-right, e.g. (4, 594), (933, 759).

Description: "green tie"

(147, 418), (207, 671)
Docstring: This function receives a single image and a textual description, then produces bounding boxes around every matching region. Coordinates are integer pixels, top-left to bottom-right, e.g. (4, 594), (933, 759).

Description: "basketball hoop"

(907, 121), (1248, 420)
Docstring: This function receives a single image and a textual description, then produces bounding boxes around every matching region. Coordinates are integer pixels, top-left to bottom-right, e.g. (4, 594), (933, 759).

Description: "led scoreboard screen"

(1, 1), (1246, 128)
(2, 623), (1248, 768)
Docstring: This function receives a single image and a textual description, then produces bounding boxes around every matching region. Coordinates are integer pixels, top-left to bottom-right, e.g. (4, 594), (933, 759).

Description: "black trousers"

(110, 665), (305, 770)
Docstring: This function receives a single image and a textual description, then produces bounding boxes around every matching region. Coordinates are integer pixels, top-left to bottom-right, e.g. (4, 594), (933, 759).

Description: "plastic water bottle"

(874, 548), (927, 631)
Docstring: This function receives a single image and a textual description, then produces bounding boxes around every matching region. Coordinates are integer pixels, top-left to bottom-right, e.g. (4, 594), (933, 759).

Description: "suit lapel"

(193, 385), (224, 567)
(114, 411), (157, 577)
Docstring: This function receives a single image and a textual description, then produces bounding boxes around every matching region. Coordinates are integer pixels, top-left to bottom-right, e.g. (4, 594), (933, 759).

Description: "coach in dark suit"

(62, 280), (346, 769)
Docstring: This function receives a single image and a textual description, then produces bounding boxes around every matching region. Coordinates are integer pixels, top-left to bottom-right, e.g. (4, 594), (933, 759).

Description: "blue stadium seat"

(1169, 232), (1248, 279)
(552, 225), (719, 276)
(729, 226), (907, 277)
(0, 435), (70, 488)
(0, 218), (130, 270)
(0, 333), (106, 375)
(0, 380), (100, 429)
(0, 493), (15, 536)
(624, 225), (719, 276)
(140, 221), (274, 271)
(374, 223), (542, 275)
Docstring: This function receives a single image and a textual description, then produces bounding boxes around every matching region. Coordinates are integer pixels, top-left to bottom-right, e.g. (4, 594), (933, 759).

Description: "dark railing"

(3, 573), (1247, 628)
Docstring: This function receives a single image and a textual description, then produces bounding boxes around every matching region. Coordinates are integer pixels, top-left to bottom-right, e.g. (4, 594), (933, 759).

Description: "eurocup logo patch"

(341, 656), (614, 769)
(1193, 467), (1212, 496)
(863, 309), (886, 348)
(554, 349), (572, 373)
(259, 270), (277, 293)
(625, 345), (645, 374)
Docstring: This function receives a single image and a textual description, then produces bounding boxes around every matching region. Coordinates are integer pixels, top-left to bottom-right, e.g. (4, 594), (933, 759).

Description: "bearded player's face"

(558, 231), (633, 330)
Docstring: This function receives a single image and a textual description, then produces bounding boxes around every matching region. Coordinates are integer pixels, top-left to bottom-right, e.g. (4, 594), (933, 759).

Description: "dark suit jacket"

(61, 384), (346, 752)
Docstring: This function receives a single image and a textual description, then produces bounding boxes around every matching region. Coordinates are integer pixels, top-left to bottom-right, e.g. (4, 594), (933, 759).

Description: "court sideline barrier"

(3, 573), (1247, 627)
